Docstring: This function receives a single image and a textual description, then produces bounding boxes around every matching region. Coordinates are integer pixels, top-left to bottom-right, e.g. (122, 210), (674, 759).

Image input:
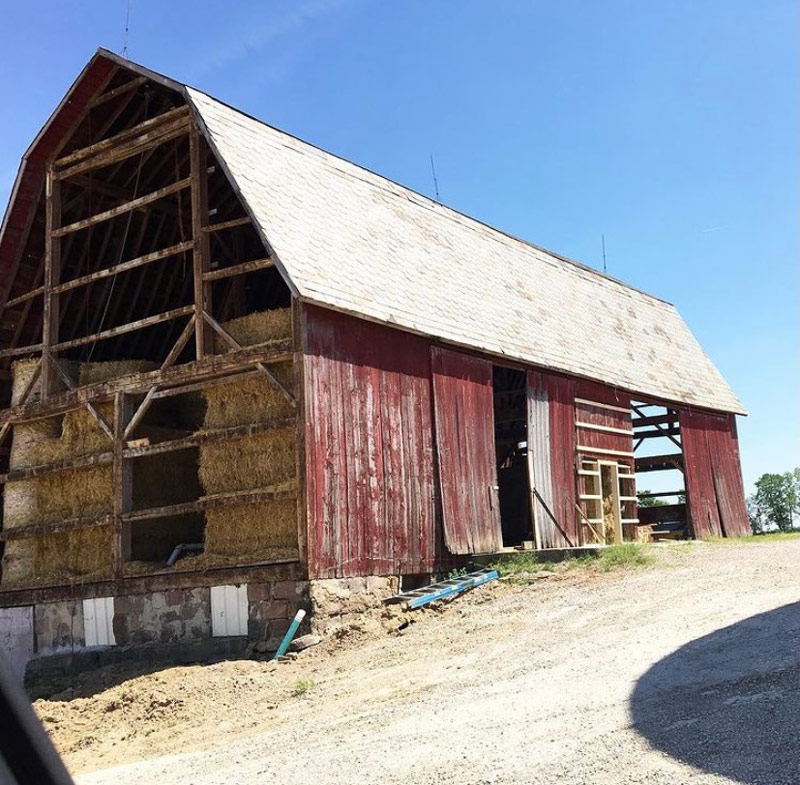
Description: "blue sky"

(0, 1), (797, 491)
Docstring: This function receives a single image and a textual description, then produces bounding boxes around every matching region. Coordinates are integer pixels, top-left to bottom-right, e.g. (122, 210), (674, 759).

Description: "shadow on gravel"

(631, 602), (800, 785)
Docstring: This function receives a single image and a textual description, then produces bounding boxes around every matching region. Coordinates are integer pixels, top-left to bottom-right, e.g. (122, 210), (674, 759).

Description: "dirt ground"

(35, 538), (799, 785)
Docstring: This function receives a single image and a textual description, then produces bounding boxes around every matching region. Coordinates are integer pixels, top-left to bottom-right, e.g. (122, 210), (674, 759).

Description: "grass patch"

(703, 531), (800, 545)
(292, 679), (316, 696)
(488, 543), (653, 583)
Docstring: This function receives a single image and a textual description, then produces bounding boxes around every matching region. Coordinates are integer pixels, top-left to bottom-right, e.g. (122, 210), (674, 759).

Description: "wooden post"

(190, 128), (213, 359)
(113, 392), (134, 577)
(42, 166), (61, 398)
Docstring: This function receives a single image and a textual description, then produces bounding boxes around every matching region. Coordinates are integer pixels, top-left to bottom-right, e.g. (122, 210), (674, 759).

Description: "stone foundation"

(0, 574), (410, 683)
(308, 576), (399, 635)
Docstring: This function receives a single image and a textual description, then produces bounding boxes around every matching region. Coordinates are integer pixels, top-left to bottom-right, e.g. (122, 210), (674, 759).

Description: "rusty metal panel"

(431, 347), (501, 555)
(681, 410), (749, 538)
(303, 305), (436, 578)
(526, 371), (578, 548)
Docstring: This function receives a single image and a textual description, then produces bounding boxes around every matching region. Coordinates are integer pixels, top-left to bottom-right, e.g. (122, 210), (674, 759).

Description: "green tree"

(750, 471), (799, 532)
(637, 490), (668, 508)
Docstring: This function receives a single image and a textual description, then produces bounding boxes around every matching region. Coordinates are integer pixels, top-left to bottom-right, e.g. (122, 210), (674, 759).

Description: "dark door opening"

(492, 366), (532, 547)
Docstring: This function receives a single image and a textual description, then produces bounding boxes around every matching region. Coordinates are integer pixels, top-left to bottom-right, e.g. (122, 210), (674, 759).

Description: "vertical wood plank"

(112, 392), (134, 578)
(430, 347), (501, 555)
(42, 166), (61, 398)
(190, 128), (212, 359)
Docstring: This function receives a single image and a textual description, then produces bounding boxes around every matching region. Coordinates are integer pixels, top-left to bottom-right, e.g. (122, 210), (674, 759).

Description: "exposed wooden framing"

(0, 343), (45, 360)
(202, 215), (251, 233)
(123, 417), (295, 459)
(4, 286), (44, 309)
(51, 359), (114, 441)
(632, 413), (679, 428)
(634, 426), (680, 440)
(203, 257), (273, 282)
(13, 358), (42, 409)
(90, 76), (148, 108)
(122, 316), (196, 440)
(113, 392), (134, 577)
(0, 515), (112, 542)
(51, 240), (193, 295)
(190, 128), (212, 358)
(632, 403), (681, 450)
(638, 490), (685, 498)
(55, 115), (191, 182)
(0, 452), (113, 485)
(52, 177), (191, 237)
(41, 165), (61, 398)
(0, 342), (293, 426)
(203, 311), (296, 405)
(124, 484), (296, 524)
(52, 304), (195, 352)
(54, 106), (190, 169)
(635, 453), (684, 473)
(149, 368), (263, 400)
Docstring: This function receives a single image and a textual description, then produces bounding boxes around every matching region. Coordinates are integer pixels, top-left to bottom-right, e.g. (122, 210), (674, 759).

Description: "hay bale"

(202, 366), (294, 429)
(198, 431), (294, 495)
(213, 309), (292, 351)
(33, 526), (113, 581)
(203, 497), (297, 559)
(78, 360), (157, 386)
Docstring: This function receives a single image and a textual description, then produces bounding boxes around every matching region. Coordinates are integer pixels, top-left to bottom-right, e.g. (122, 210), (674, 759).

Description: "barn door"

(431, 348), (502, 554)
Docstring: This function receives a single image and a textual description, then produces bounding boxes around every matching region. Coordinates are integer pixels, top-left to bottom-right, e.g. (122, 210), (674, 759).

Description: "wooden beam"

(634, 453), (684, 473)
(632, 413), (680, 428)
(52, 177), (191, 237)
(54, 106), (190, 169)
(51, 240), (193, 295)
(52, 304), (195, 352)
(50, 359), (114, 441)
(0, 343), (44, 360)
(0, 341), (293, 426)
(203, 311), (295, 405)
(55, 114), (191, 182)
(89, 76), (148, 108)
(202, 216), (251, 233)
(123, 417), (295, 459)
(0, 515), (112, 542)
(203, 257), (274, 282)
(113, 392), (134, 577)
(41, 166), (61, 398)
(0, 452), (113, 485)
(123, 484), (296, 524)
(190, 129), (213, 359)
(4, 286), (44, 310)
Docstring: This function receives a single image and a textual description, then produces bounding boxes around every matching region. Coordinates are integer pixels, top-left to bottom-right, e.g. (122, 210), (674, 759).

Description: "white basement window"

(82, 597), (116, 647)
(210, 585), (249, 637)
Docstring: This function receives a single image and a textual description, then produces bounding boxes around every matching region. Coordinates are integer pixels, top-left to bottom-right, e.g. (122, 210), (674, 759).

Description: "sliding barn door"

(431, 348), (501, 554)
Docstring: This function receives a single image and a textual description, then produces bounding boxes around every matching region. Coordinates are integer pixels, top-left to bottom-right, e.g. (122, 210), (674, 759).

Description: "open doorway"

(492, 366), (532, 547)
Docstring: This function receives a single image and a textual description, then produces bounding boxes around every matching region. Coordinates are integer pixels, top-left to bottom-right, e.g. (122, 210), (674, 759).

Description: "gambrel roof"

(0, 50), (746, 414)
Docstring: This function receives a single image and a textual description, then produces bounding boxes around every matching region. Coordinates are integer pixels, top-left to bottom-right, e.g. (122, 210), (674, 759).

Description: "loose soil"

(35, 539), (800, 784)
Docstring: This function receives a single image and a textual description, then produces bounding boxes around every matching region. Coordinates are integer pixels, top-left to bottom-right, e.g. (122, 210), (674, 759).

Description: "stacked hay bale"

(198, 309), (298, 564)
(1, 359), (200, 585)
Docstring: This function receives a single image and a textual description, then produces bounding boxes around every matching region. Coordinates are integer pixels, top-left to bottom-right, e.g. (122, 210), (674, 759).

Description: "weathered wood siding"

(680, 410), (749, 538)
(303, 305), (437, 578)
(574, 380), (633, 457)
(431, 348), (501, 554)
(527, 371), (578, 548)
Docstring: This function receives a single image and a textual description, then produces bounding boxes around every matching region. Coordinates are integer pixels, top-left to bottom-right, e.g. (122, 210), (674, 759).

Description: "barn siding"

(431, 348), (501, 554)
(303, 305), (437, 578)
(574, 380), (633, 457)
(680, 410), (749, 538)
(527, 371), (578, 548)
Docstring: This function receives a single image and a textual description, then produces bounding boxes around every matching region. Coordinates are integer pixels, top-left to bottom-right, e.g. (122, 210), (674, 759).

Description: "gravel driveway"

(66, 539), (798, 785)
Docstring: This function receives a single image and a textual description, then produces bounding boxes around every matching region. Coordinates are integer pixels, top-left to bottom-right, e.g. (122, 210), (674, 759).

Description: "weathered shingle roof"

(187, 88), (744, 414)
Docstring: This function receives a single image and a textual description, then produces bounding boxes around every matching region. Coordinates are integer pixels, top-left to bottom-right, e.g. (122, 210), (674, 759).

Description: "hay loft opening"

(0, 62), (298, 589)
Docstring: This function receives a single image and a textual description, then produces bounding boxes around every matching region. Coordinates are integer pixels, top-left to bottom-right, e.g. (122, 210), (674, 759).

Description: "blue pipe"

(272, 609), (306, 659)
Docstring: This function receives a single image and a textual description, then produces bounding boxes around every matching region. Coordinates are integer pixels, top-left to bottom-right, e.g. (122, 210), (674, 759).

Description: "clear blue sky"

(0, 1), (797, 492)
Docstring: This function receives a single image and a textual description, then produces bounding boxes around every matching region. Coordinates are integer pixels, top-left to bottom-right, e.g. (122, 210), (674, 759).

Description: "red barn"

(0, 51), (748, 678)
